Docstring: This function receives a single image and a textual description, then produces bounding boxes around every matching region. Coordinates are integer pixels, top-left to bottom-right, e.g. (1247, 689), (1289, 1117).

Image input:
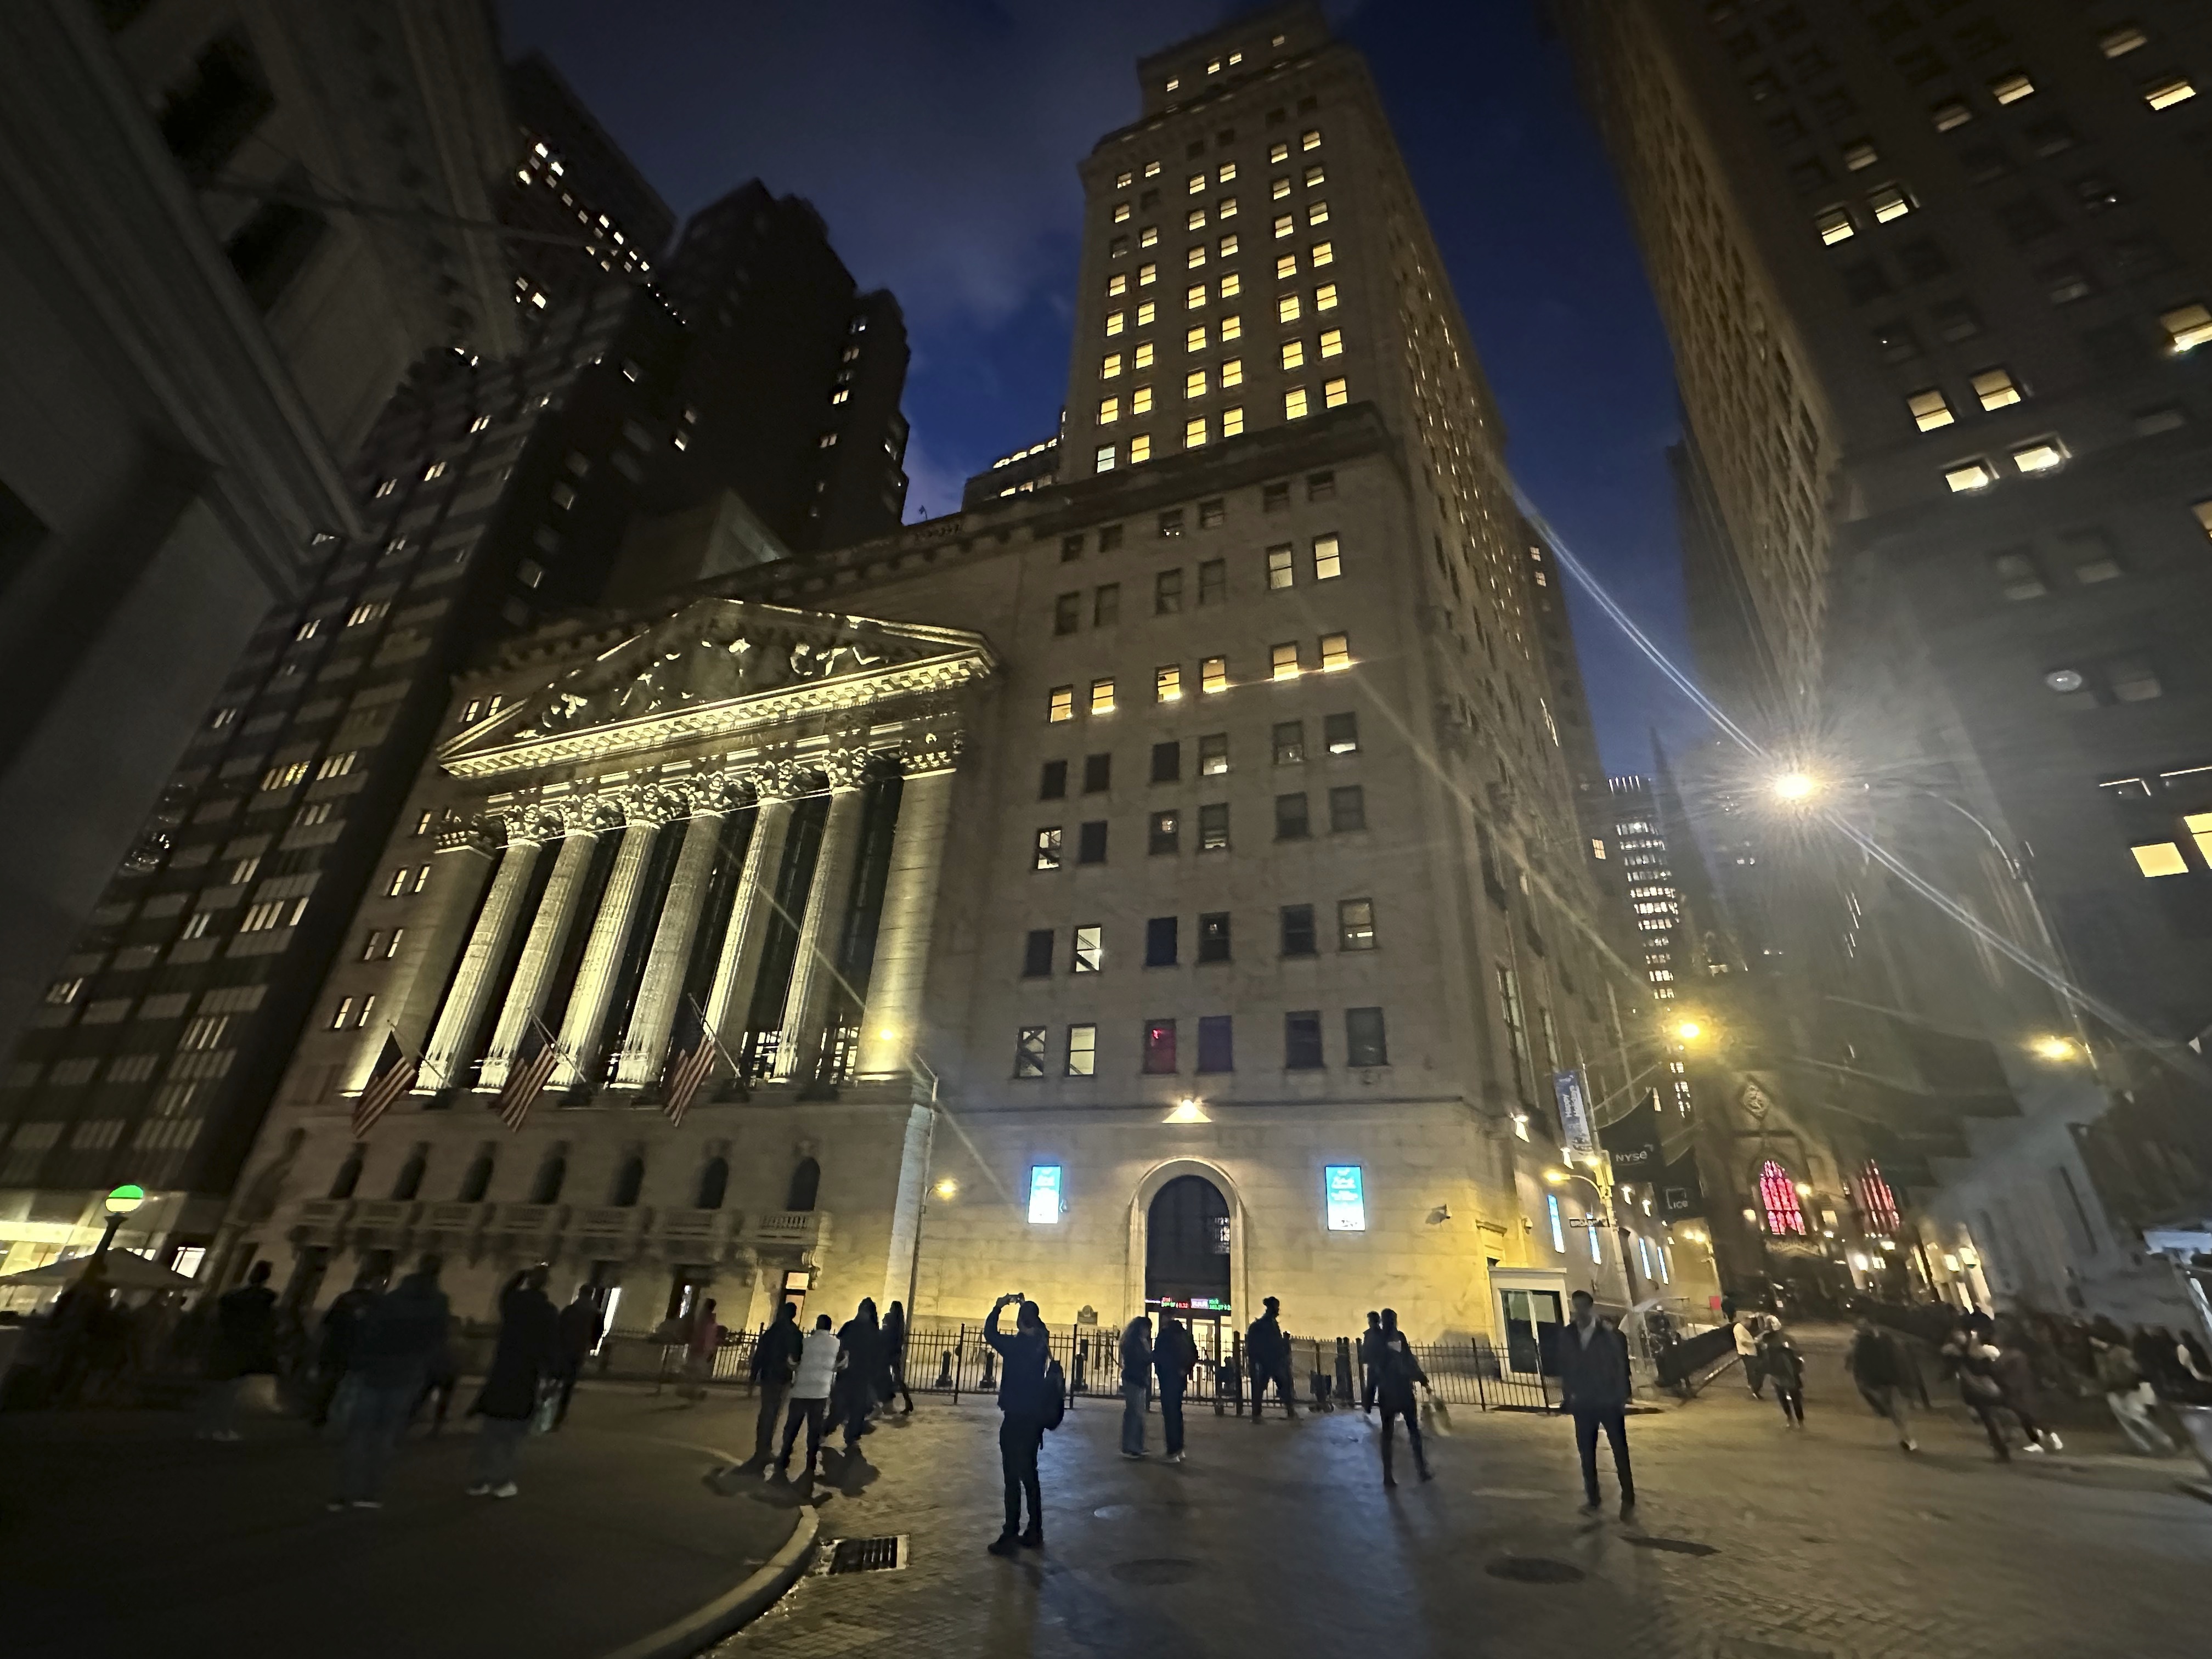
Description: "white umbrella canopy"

(0, 1251), (201, 1293)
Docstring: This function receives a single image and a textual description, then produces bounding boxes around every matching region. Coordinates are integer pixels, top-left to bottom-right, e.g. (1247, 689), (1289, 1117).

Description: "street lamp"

(1770, 771), (1820, 803)
(1543, 1167), (1641, 1305)
(932, 1177), (960, 1200)
(1164, 1096), (1210, 1123)
(94, 1183), (144, 1258)
(2030, 1034), (2081, 1063)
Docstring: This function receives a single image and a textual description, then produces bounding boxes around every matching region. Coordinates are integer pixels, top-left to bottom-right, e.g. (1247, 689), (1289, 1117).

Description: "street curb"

(595, 1507), (819, 1659)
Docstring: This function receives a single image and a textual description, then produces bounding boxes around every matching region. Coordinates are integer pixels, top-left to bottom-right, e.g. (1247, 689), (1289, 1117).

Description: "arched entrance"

(1145, 1173), (1233, 1366)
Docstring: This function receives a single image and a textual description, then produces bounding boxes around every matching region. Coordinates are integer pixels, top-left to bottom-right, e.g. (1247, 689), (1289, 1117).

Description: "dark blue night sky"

(499, 0), (1711, 777)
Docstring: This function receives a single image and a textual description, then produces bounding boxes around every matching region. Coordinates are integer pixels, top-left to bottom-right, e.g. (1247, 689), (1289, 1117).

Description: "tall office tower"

(503, 51), (674, 318)
(1559, 0), (2212, 1318)
(656, 184), (912, 551)
(0, 3), (523, 1068)
(1609, 777), (1691, 1014)
(207, 4), (1707, 1350)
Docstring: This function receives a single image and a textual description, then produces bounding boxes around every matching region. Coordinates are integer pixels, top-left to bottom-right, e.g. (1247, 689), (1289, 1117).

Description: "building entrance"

(1145, 1174), (1232, 1359)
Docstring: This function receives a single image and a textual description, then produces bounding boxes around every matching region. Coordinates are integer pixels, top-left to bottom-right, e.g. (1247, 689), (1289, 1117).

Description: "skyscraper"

(200, 4), (1703, 1344)
(1559, 0), (2212, 1317)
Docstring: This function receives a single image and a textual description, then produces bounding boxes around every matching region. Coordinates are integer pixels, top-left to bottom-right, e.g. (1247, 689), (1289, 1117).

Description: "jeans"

(1379, 1403), (1426, 1479)
(471, 1416), (529, 1487)
(1571, 1406), (1633, 1505)
(1121, 1381), (1149, 1454)
(338, 1381), (417, 1501)
(753, 1381), (790, 1463)
(779, 1396), (828, 1474)
(999, 1413), (1045, 1536)
(1158, 1384), (1186, 1454)
(1774, 1384), (1804, 1425)
(1250, 1361), (1297, 1418)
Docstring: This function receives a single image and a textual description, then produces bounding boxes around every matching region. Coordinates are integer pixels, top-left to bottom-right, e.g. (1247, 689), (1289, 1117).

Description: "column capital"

(620, 785), (690, 827)
(819, 748), (879, 791)
(693, 771), (752, 815)
(896, 728), (965, 778)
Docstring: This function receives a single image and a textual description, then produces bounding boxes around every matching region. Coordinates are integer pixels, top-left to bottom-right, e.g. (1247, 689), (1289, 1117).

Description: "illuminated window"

(1102, 352), (1124, 380)
(1270, 141), (1289, 163)
(1129, 433), (1152, 462)
(423, 461), (445, 481)
(1218, 197), (1238, 221)
(1907, 388), (1954, 431)
(1034, 828), (1063, 871)
(1187, 172), (1205, 195)
(2100, 24), (2148, 57)
(1267, 544), (1295, 589)
(1184, 416), (1207, 448)
(1218, 162), (1237, 183)
(1187, 207), (1207, 232)
(1282, 338), (1306, 370)
(1139, 261), (1158, 287)
(2145, 76), (2196, 111)
(1221, 358), (1244, 388)
(1302, 128), (1321, 151)
(1106, 310), (1126, 336)
(1220, 405), (1245, 436)
(1094, 444), (1115, 473)
(1220, 272), (1243, 301)
(1156, 664), (1183, 702)
(1221, 313), (1243, 341)
(2132, 842), (2187, 877)
(1143, 1019), (1178, 1073)
(1187, 244), (1207, 269)
(1971, 366), (2023, 410)
(1138, 300), (1156, 325)
(1311, 240), (1334, 267)
(1048, 685), (1074, 723)
(1201, 656), (1228, 694)
(1759, 1161), (1807, 1234)
(2160, 303), (2212, 353)
(1109, 273), (1128, 297)
(1868, 183), (1913, 223)
(1274, 213), (1295, 239)
(1313, 533), (1341, 579)
(1185, 368), (1209, 398)
(2011, 437), (2066, 473)
(1219, 233), (1239, 257)
(1858, 1163), (1900, 1235)
(1144, 160), (1161, 177)
(1273, 177), (1291, 200)
(1547, 1192), (1566, 1252)
(1319, 328), (1343, 358)
(1323, 377), (1347, 409)
(1277, 294), (1302, 324)
(1276, 253), (1298, 280)
(1814, 205), (1856, 245)
(1114, 200), (1132, 222)
(1186, 283), (1207, 311)
(1027, 1164), (1062, 1222)
(1066, 1025), (1097, 1076)
(1098, 396), (1121, 424)
(1319, 632), (1351, 671)
(1944, 458), (1996, 492)
(1285, 385), (1311, 419)
(1135, 340), (1154, 370)
(1316, 282), (1338, 311)
(1090, 678), (1116, 715)
(2189, 814), (2212, 864)
(1989, 71), (2035, 104)
(1339, 898), (1376, 950)
(1308, 200), (1329, 226)
(1842, 138), (1880, 171)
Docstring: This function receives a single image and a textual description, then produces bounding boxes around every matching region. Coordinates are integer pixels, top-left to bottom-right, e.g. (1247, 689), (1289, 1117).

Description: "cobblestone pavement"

(713, 1329), (2212, 1659)
(0, 1383), (796, 1659)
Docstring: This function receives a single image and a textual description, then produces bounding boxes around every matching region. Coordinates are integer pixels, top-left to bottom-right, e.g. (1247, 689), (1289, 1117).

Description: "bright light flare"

(1770, 771), (1820, 802)
(2030, 1035), (2080, 1062)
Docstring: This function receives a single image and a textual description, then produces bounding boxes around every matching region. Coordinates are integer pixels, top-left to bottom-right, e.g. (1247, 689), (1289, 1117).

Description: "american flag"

(660, 997), (719, 1127)
(353, 1033), (419, 1139)
(496, 1019), (563, 1132)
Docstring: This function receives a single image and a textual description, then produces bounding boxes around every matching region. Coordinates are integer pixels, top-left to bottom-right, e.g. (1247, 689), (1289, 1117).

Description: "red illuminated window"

(1759, 1160), (1807, 1234)
(1857, 1162), (1899, 1235)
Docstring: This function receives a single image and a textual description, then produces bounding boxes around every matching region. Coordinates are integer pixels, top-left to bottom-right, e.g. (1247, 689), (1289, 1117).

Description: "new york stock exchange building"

(227, 414), (1679, 1357)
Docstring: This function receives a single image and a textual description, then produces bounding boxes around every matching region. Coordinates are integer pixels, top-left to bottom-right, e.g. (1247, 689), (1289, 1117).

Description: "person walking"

(2092, 1333), (2179, 1456)
(1368, 1308), (1433, 1487)
(550, 1284), (604, 1429)
(882, 1300), (917, 1415)
(1943, 1326), (2015, 1461)
(1846, 1318), (1917, 1452)
(1992, 1327), (2062, 1453)
(1359, 1311), (1384, 1410)
(1558, 1289), (1635, 1515)
(309, 1269), (385, 1430)
(833, 1298), (882, 1451)
(195, 1261), (278, 1440)
(679, 1297), (725, 1402)
(1119, 1312), (1153, 1459)
(1154, 1311), (1196, 1464)
(984, 1293), (1053, 1556)
(775, 1313), (840, 1482)
(332, 1255), (449, 1510)
(1759, 1320), (1807, 1427)
(747, 1301), (804, 1469)
(1733, 1310), (1765, 1400)
(467, 1265), (558, 1498)
(1245, 1296), (1297, 1421)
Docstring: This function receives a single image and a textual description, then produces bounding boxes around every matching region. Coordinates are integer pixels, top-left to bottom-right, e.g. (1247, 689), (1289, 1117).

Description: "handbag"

(530, 1376), (562, 1434)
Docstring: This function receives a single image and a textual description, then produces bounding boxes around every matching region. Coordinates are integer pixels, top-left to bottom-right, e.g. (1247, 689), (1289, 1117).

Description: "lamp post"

(1544, 1164), (1640, 1308)
(94, 1184), (144, 1259)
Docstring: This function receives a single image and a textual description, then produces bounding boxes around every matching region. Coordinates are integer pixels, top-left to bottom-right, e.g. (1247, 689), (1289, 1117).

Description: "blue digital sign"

(1323, 1164), (1365, 1232)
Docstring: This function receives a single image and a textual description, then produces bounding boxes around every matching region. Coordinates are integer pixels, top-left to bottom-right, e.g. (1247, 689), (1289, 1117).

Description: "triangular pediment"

(438, 598), (994, 779)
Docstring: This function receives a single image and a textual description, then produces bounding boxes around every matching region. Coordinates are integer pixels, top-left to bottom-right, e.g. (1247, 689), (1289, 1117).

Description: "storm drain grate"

(1626, 1536), (1719, 1558)
(822, 1535), (909, 1575)
(1485, 1557), (1585, 1584)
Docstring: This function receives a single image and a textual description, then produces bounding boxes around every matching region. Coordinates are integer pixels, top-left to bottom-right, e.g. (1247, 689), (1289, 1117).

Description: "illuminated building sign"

(1323, 1164), (1365, 1231)
(1027, 1164), (1062, 1224)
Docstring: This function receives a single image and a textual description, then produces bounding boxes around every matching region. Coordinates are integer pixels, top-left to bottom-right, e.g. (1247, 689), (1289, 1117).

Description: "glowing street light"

(94, 1182), (145, 1258)
(1770, 770), (1821, 803)
(1164, 1097), (1210, 1123)
(931, 1177), (959, 1200)
(2030, 1034), (2080, 1063)
(1672, 1018), (1705, 1043)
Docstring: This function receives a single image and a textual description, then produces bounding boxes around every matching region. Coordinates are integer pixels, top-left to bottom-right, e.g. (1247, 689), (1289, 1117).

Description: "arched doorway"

(1146, 1174), (1232, 1368)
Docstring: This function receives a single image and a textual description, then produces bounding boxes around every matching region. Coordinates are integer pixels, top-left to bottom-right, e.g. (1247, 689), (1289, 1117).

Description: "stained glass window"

(1759, 1160), (1807, 1234)
(1858, 1162), (1899, 1235)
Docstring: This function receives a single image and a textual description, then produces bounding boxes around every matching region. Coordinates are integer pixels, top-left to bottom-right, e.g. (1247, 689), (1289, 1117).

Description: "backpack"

(1041, 1357), (1067, 1430)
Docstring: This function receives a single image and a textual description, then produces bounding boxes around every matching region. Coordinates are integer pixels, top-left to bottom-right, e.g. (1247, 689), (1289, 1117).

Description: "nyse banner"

(1554, 1070), (1595, 1157)
(1601, 1093), (1664, 1181)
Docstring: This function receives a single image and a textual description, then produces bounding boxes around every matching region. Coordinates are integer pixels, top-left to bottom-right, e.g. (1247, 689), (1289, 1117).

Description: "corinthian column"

(612, 802), (730, 1085)
(420, 823), (546, 1091)
(855, 756), (958, 1080)
(701, 781), (795, 1058)
(770, 776), (871, 1082)
(550, 797), (670, 1087)
(478, 815), (604, 1090)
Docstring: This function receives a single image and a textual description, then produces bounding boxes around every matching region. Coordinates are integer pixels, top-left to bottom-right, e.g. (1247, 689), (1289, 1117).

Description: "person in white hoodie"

(775, 1313), (842, 1481)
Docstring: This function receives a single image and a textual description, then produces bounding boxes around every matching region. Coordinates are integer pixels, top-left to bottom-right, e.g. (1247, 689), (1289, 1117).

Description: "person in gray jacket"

(1556, 1289), (1635, 1515)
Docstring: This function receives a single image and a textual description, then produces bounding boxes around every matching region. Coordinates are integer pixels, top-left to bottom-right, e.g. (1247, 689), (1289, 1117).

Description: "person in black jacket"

(882, 1300), (917, 1415)
(467, 1266), (558, 1498)
(1556, 1289), (1635, 1515)
(309, 1269), (384, 1429)
(1358, 1311), (1384, 1410)
(550, 1284), (604, 1429)
(1154, 1312), (1198, 1463)
(1245, 1296), (1297, 1421)
(747, 1301), (804, 1469)
(1368, 1308), (1434, 1486)
(984, 1293), (1051, 1556)
(332, 1256), (449, 1509)
(194, 1261), (278, 1441)
(834, 1298), (882, 1451)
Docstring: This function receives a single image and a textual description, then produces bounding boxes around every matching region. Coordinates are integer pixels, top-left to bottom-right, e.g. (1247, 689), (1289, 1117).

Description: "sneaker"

(2022, 1442), (2046, 1454)
(1419, 1468), (1436, 1483)
(987, 1533), (1020, 1558)
(490, 1482), (518, 1499)
(349, 1499), (382, 1510)
(2043, 1432), (2063, 1452)
(1383, 1474), (1397, 1487)
(1902, 1440), (1920, 1453)
(1620, 1495), (1637, 1515)
(1120, 1449), (1146, 1460)
(1018, 1527), (1043, 1549)
(1168, 1452), (1186, 1464)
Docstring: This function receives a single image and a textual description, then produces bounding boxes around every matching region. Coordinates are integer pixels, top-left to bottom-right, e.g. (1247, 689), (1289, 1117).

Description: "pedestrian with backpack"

(984, 1292), (1059, 1556)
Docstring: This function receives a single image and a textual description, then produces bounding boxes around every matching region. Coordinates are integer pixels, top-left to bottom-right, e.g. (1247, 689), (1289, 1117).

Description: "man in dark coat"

(1359, 1311), (1384, 1410)
(1557, 1289), (1635, 1514)
(833, 1298), (881, 1451)
(984, 1294), (1052, 1556)
(467, 1265), (558, 1497)
(1154, 1312), (1198, 1464)
(882, 1300), (917, 1414)
(1846, 1318), (1917, 1451)
(747, 1301), (805, 1468)
(195, 1261), (278, 1441)
(1245, 1296), (1297, 1421)
(310, 1269), (386, 1429)
(550, 1284), (604, 1429)
(1368, 1308), (1434, 1486)
(333, 1255), (450, 1509)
